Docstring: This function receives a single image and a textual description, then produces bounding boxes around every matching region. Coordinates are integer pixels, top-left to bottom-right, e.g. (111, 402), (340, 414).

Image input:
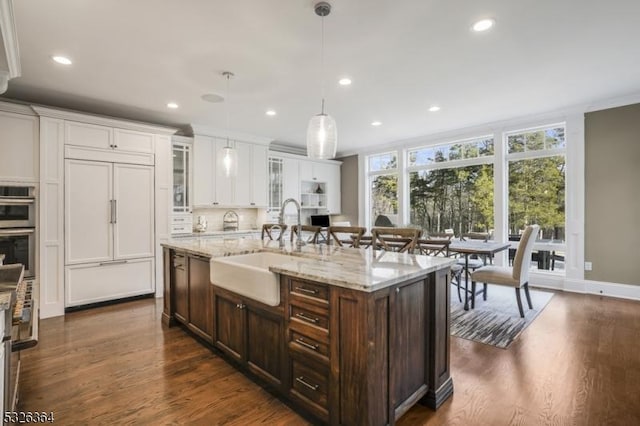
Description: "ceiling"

(3, 0), (640, 155)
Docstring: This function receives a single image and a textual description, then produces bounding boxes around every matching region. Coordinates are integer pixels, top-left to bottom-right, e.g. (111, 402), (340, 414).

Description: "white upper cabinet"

(282, 157), (300, 203)
(65, 121), (154, 154)
(193, 135), (213, 206)
(65, 121), (113, 149)
(193, 135), (268, 207)
(0, 107), (39, 182)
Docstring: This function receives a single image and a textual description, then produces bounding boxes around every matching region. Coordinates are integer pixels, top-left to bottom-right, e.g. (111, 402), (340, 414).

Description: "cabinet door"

(172, 142), (192, 213)
(113, 163), (155, 260)
(391, 280), (427, 409)
(246, 305), (284, 387)
(326, 163), (341, 214)
(65, 159), (113, 264)
(188, 255), (213, 342)
(173, 253), (189, 323)
(214, 290), (245, 362)
(298, 159), (314, 182)
(214, 138), (234, 205)
(234, 142), (253, 206)
(0, 111), (39, 182)
(65, 121), (113, 150)
(251, 145), (268, 206)
(113, 129), (154, 153)
(193, 135), (214, 206)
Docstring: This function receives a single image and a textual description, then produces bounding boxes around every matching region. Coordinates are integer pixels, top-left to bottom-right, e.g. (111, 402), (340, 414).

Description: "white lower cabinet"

(65, 257), (155, 307)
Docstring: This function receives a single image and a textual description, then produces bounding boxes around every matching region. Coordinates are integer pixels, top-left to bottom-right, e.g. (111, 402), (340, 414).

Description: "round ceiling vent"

(201, 93), (224, 103)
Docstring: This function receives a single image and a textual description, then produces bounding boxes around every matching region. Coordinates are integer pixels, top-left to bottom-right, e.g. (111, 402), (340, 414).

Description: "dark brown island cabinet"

(163, 247), (453, 425)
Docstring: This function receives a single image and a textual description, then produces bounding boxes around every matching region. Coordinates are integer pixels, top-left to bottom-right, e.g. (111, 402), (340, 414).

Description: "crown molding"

(0, 0), (21, 81)
(189, 124), (272, 145)
(0, 98), (35, 115)
(267, 149), (342, 166)
(31, 105), (178, 135)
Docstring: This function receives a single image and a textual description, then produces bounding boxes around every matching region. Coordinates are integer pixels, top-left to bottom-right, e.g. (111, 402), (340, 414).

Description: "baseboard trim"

(530, 276), (640, 302)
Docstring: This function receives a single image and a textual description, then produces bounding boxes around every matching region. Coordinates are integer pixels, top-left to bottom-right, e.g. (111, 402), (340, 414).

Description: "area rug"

(450, 284), (554, 349)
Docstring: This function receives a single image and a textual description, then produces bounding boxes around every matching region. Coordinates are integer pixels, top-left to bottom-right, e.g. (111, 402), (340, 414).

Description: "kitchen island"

(162, 238), (454, 425)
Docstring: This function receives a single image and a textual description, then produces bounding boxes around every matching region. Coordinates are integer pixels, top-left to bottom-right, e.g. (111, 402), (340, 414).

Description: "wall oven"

(0, 186), (36, 278)
(0, 186), (35, 229)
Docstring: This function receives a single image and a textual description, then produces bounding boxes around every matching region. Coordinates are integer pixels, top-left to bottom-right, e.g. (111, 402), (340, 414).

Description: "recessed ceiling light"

(371, 121), (382, 127)
(428, 105), (441, 112)
(266, 110), (277, 116)
(52, 55), (72, 65)
(338, 78), (352, 86)
(167, 102), (179, 109)
(472, 18), (495, 32)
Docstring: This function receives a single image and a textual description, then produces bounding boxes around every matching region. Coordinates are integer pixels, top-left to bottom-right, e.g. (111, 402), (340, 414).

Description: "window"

(367, 152), (398, 227)
(507, 125), (566, 272)
(408, 137), (494, 236)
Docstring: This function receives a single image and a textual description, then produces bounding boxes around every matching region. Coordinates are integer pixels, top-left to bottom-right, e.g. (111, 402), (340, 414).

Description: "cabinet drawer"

(291, 359), (329, 410)
(290, 304), (329, 331)
(171, 224), (192, 234)
(290, 330), (329, 360)
(288, 279), (328, 302)
(171, 215), (193, 225)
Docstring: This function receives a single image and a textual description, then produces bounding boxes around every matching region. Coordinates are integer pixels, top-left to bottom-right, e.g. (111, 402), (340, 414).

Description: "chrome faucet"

(278, 198), (304, 250)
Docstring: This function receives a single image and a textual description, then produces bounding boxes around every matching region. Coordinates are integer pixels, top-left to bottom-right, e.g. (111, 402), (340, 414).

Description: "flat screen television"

(310, 214), (330, 227)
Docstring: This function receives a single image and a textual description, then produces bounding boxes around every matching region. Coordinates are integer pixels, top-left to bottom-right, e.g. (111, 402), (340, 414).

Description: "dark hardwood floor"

(18, 291), (640, 425)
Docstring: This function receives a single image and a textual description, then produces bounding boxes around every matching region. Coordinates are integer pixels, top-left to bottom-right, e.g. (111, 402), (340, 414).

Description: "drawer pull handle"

(295, 338), (319, 351)
(295, 312), (319, 324)
(296, 376), (319, 391)
(295, 286), (319, 295)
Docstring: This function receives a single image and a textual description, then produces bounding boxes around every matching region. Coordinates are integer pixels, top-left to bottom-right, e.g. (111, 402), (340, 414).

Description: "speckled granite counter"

(162, 238), (454, 292)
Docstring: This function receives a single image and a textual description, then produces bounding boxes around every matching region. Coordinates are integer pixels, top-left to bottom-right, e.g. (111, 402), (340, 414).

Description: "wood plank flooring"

(18, 291), (640, 425)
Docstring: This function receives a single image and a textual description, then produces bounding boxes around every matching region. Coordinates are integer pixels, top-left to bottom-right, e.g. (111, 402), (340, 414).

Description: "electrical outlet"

(585, 261), (593, 271)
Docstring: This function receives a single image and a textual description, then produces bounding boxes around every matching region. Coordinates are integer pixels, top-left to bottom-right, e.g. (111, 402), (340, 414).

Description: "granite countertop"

(162, 238), (454, 292)
(0, 264), (23, 311)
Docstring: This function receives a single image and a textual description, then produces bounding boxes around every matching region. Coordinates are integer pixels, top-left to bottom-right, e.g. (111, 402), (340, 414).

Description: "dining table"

(448, 240), (511, 310)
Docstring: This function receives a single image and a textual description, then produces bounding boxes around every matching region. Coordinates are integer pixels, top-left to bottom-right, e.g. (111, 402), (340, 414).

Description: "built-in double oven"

(0, 186), (36, 278)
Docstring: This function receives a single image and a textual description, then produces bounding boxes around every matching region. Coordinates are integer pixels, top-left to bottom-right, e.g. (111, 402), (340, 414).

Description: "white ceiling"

(4, 0), (640, 155)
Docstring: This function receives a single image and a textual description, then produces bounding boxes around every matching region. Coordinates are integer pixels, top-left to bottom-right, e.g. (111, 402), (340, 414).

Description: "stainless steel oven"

(0, 186), (36, 229)
(0, 229), (35, 278)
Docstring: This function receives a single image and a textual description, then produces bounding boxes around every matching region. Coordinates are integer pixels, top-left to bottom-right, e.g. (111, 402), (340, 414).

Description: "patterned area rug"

(450, 284), (554, 349)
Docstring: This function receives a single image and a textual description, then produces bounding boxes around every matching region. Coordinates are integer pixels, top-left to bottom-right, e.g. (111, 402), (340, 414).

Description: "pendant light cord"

(225, 72), (231, 148)
(320, 13), (325, 115)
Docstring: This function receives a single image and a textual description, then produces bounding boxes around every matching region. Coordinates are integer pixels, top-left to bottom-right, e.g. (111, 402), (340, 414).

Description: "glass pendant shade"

(219, 145), (237, 178)
(306, 113), (337, 160)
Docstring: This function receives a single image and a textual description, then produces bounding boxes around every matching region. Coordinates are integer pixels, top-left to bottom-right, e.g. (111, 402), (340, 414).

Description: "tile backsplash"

(192, 208), (259, 231)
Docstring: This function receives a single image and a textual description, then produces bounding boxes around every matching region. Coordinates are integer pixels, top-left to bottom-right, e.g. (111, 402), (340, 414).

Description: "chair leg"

(515, 288), (525, 318)
(471, 281), (476, 309)
(524, 282), (533, 309)
(455, 273), (462, 303)
(483, 283), (487, 301)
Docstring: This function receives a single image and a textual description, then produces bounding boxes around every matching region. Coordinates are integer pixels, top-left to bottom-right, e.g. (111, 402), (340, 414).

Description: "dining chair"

(261, 223), (288, 241)
(327, 226), (366, 248)
(371, 227), (421, 253)
(290, 225), (321, 244)
(373, 214), (394, 227)
(470, 224), (540, 317)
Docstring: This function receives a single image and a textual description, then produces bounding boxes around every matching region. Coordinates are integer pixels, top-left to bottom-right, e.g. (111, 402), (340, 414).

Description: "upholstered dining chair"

(261, 223), (288, 241)
(327, 226), (366, 248)
(470, 224), (540, 317)
(290, 225), (322, 244)
(371, 227), (421, 253)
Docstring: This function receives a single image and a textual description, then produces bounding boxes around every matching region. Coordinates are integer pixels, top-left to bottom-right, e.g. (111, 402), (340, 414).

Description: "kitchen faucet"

(278, 198), (304, 250)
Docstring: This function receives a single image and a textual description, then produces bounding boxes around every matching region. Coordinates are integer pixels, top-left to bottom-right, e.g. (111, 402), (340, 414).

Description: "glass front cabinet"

(172, 137), (193, 214)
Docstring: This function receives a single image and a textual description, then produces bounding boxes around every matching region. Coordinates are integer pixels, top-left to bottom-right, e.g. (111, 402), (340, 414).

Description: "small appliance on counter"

(223, 210), (239, 231)
(194, 215), (208, 232)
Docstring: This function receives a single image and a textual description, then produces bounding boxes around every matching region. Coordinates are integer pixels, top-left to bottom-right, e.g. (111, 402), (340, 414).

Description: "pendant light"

(220, 71), (237, 177)
(306, 1), (337, 160)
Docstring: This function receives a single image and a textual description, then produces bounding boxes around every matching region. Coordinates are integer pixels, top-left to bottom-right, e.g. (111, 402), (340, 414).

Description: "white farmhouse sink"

(210, 252), (297, 306)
